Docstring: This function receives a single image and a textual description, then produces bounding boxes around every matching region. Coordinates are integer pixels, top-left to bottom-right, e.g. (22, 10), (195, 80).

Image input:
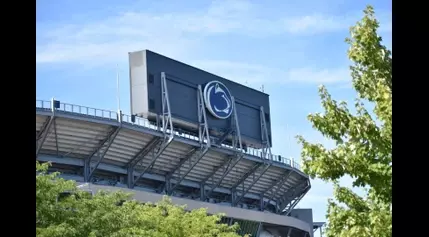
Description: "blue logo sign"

(203, 81), (233, 119)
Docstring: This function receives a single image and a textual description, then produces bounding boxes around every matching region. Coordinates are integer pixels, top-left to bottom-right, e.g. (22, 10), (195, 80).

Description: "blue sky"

(36, 0), (391, 235)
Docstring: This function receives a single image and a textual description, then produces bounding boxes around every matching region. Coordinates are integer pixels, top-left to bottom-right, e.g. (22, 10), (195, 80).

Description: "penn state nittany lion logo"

(203, 81), (233, 119)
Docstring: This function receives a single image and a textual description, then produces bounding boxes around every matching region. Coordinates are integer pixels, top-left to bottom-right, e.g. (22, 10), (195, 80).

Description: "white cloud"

(36, 0), (391, 65)
(193, 60), (350, 85)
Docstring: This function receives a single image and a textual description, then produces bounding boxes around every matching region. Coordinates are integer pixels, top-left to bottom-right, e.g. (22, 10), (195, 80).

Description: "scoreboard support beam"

(231, 97), (243, 152)
(128, 72), (175, 188)
(260, 106), (272, 160)
(202, 96), (245, 201)
(166, 84), (210, 195)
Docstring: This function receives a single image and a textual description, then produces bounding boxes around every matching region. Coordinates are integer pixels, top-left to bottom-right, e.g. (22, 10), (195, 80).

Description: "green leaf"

(297, 5), (391, 237)
(36, 162), (245, 237)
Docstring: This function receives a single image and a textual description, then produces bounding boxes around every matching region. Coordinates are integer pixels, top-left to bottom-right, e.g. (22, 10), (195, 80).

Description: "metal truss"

(167, 146), (209, 194)
(278, 179), (311, 215)
(197, 84), (210, 147)
(260, 106), (272, 160)
(84, 122), (122, 182)
(160, 72), (174, 135)
(232, 161), (271, 206)
(127, 136), (172, 188)
(200, 96), (245, 200)
(201, 153), (244, 201)
(215, 96), (242, 151)
(127, 137), (162, 168)
(127, 72), (175, 188)
(283, 184), (310, 215)
(36, 99), (57, 158)
(230, 97), (243, 151)
(260, 170), (295, 211)
(126, 137), (162, 188)
(166, 85), (210, 194)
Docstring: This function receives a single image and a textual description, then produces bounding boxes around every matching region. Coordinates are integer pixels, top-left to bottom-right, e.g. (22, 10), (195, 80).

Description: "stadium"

(36, 50), (324, 237)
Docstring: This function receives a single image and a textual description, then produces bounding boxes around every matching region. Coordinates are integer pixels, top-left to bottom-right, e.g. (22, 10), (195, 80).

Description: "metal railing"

(36, 99), (301, 171)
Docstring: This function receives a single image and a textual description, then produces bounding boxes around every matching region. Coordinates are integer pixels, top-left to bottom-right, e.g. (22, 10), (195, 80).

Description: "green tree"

(296, 6), (391, 237)
(36, 162), (244, 237)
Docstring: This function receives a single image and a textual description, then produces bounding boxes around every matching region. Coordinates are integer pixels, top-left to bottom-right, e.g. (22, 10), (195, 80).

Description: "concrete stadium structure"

(36, 99), (324, 237)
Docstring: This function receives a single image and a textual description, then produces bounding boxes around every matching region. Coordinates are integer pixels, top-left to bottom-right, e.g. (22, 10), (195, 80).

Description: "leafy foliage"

(296, 6), (391, 237)
(36, 162), (244, 237)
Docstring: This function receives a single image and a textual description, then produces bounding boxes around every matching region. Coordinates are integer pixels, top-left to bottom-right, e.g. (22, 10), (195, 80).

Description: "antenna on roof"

(116, 64), (121, 112)
(261, 84), (264, 92)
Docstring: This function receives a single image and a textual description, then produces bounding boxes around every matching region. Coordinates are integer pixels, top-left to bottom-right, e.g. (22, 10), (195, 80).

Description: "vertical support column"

(231, 188), (236, 204)
(84, 158), (90, 182)
(165, 176), (171, 194)
(259, 194), (264, 211)
(231, 97), (243, 151)
(200, 183), (205, 200)
(127, 166), (134, 188)
(260, 106), (272, 160)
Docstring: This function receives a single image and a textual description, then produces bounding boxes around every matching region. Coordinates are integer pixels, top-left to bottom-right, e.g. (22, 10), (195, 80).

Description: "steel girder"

(200, 94), (244, 200)
(278, 179), (310, 214)
(232, 162), (271, 206)
(36, 116), (55, 157)
(166, 148), (197, 179)
(167, 146), (209, 194)
(53, 119), (60, 156)
(231, 163), (261, 192)
(230, 97), (243, 151)
(201, 153), (244, 200)
(84, 125), (121, 181)
(261, 169), (294, 211)
(129, 135), (174, 188)
(126, 137), (163, 188)
(259, 106), (272, 160)
(160, 83), (211, 195)
(282, 184), (311, 215)
(127, 137), (162, 168)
